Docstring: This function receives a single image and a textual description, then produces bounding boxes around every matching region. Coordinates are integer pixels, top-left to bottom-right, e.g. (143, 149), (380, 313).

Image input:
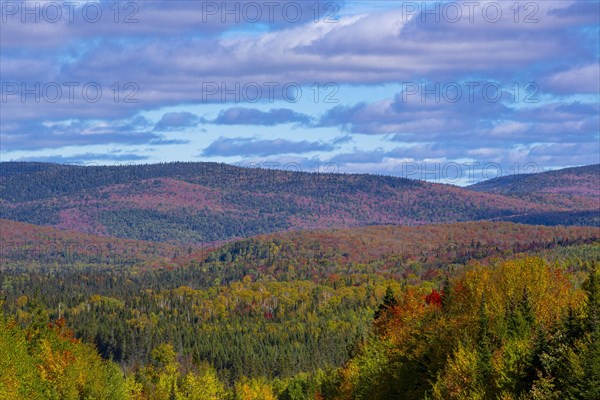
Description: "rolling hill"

(1, 162), (598, 245)
(469, 164), (599, 206)
(2, 217), (598, 281)
(0, 218), (182, 267)
(469, 164), (599, 226)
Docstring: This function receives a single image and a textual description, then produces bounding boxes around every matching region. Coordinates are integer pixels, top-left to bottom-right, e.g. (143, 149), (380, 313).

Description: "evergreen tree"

(476, 295), (494, 398)
(374, 286), (397, 321)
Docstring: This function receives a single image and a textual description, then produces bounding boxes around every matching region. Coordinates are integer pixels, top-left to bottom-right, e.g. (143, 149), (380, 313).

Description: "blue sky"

(1, 0), (599, 184)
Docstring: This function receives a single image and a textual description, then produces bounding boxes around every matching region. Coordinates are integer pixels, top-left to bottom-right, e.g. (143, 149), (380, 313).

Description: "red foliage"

(48, 317), (80, 343)
(425, 289), (443, 306)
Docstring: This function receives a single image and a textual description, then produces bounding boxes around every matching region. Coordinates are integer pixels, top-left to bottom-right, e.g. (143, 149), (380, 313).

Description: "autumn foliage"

(332, 255), (600, 399)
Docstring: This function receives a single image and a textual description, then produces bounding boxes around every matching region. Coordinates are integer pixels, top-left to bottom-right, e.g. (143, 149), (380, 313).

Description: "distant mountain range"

(1, 162), (598, 245)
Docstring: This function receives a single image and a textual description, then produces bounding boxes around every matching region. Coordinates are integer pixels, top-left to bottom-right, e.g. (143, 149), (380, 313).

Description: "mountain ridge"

(1, 162), (598, 245)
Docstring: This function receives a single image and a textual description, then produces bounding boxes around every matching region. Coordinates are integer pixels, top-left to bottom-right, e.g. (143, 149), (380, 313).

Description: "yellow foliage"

(432, 342), (485, 400)
(459, 257), (583, 331)
(235, 377), (276, 400)
(178, 367), (227, 400)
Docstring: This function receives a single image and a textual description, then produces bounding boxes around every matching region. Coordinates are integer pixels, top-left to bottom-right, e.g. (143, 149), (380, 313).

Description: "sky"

(1, 0), (599, 185)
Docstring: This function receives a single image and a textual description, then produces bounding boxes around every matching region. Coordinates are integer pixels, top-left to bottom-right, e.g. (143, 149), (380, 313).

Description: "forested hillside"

(1, 218), (599, 398)
(2, 163), (598, 245)
(1, 239), (598, 398)
(470, 164), (600, 207)
(0, 219), (182, 267)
